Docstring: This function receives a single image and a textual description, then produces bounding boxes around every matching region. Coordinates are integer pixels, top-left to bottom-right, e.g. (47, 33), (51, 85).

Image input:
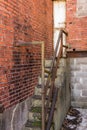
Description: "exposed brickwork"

(0, 0), (53, 109)
(66, 0), (87, 50)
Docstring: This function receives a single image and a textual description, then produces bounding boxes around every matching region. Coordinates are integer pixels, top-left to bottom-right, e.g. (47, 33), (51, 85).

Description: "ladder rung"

(63, 45), (68, 49)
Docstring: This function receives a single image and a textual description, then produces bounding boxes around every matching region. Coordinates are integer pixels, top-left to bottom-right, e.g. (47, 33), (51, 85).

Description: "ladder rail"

(44, 29), (68, 130)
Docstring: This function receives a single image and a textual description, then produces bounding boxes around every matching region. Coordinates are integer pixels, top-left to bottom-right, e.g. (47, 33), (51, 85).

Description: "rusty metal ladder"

(42, 29), (68, 130)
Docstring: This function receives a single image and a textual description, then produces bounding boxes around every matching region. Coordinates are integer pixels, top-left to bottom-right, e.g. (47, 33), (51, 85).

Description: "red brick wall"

(66, 0), (87, 50)
(0, 0), (53, 109)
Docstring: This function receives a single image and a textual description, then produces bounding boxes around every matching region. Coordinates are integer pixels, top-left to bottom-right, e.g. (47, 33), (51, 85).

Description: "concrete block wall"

(69, 58), (87, 108)
(53, 58), (71, 130)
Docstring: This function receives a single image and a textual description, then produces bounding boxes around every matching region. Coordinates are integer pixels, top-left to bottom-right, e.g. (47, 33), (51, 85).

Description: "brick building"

(0, 0), (53, 109)
(66, 0), (87, 50)
(0, 1), (53, 129)
(0, 0), (87, 130)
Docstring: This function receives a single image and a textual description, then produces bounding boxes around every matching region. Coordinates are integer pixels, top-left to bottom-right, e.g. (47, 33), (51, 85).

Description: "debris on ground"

(60, 106), (82, 130)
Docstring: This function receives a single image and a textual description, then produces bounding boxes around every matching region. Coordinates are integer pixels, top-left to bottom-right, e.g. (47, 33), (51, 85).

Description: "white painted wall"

(53, 1), (66, 49)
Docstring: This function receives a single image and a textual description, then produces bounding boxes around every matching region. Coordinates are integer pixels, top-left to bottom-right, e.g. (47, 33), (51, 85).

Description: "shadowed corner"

(0, 101), (4, 113)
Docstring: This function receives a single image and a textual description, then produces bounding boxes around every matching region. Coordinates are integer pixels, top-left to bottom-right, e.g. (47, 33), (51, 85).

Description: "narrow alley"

(61, 107), (87, 130)
(0, 0), (87, 130)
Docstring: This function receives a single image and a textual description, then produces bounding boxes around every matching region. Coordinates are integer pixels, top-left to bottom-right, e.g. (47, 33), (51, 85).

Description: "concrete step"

(25, 120), (41, 129)
(28, 107), (54, 125)
(32, 95), (48, 100)
(29, 106), (42, 113)
(31, 100), (42, 107)
(29, 111), (41, 121)
(28, 106), (42, 122)
(31, 95), (49, 106)
(45, 59), (52, 68)
(29, 111), (41, 120)
(31, 95), (42, 107)
(34, 84), (42, 96)
(22, 127), (40, 130)
(70, 71), (87, 78)
(34, 83), (50, 96)
(38, 76), (48, 85)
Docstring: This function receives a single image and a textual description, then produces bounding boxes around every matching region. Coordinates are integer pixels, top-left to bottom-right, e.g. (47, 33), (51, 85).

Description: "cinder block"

(82, 90), (87, 97)
(70, 77), (80, 84)
(82, 78), (87, 84)
(69, 58), (77, 65)
(76, 58), (87, 64)
(80, 65), (87, 71)
(71, 101), (87, 108)
(71, 89), (82, 101)
(70, 65), (81, 71)
(70, 83), (82, 90)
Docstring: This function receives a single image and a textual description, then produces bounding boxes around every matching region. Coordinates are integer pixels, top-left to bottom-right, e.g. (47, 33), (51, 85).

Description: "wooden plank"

(14, 40), (44, 47)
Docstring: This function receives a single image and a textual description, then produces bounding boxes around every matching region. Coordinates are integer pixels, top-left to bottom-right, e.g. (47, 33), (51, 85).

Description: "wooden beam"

(14, 40), (44, 47)
(67, 51), (87, 58)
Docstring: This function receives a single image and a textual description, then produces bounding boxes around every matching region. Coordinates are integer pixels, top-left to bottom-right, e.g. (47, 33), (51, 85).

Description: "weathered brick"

(0, 0), (53, 109)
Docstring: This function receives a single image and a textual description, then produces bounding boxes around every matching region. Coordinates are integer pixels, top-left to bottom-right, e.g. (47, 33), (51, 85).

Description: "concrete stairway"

(22, 58), (68, 130)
